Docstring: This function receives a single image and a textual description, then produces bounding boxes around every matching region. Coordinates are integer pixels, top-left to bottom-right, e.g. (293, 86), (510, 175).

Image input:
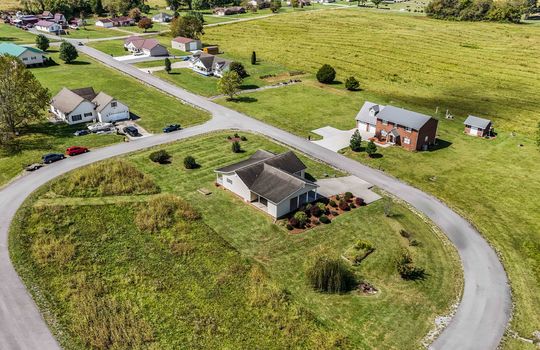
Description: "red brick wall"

(464, 124), (490, 137)
(375, 118), (438, 151)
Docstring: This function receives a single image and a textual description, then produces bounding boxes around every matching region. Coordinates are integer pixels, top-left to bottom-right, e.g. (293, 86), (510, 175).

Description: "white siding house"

(35, 20), (61, 32)
(0, 43), (47, 66)
(171, 37), (202, 52)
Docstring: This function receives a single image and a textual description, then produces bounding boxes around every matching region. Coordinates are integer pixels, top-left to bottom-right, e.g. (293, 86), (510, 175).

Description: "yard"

(88, 34), (190, 57)
(10, 132), (461, 349)
(0, 23), (41, 44)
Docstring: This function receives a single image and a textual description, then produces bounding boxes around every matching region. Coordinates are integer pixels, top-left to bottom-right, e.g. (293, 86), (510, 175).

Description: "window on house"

(84, 112), (93, 117)
(22, 57), (28, 61)
(381, 130), (387, 136)
(111, 101), (117, 108)
(71, 114), (82, 121)
(226, 178), (233, 184)
(403, 137), (411, 144)
(404, 127), (412, 132)
(381, 120), (387, 125)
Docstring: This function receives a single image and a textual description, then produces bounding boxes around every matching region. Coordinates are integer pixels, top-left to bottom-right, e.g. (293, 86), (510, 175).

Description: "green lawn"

(0, 24), (40, 44)
(133, 58), (183, 68)
(55, 25), (123, 39)
(156, 68), (221, 96)
(11, 132), (461, 349)
(88, 35), (189, 57)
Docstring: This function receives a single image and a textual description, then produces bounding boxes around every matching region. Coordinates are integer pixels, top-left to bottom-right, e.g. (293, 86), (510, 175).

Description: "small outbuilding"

(171, 37), (202, 52)
(463, 115), (492, 137)
(152, 12), (173, 23)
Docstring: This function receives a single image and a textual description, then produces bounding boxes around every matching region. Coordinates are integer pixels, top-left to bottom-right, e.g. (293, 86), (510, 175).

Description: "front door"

(289, 196), (298, 211)
(260, 197), (268, 206)
(469, 127), (478, 136)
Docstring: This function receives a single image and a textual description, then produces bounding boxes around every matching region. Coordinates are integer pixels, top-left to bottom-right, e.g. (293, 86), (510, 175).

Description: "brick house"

(356, 101), (438, 151)
(463, 115), (492, 137)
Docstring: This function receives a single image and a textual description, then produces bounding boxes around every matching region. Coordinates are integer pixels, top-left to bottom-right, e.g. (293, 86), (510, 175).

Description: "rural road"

(0, 43), (511, 350)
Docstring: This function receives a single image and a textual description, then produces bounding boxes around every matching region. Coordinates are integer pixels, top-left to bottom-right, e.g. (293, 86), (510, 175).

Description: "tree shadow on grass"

(240, 84), (260, 90)
(232, 96), (258, 103)
(68, 60), (91, 65)
(428, 138), (452, 151)
(368, 153), (383, 159)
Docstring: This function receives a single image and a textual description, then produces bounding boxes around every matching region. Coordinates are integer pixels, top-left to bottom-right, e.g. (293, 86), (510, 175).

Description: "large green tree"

(218, 71), (242, 100)
(35, 34), (50, 52)
(59, 41), (78, 63)
(170, 13), (204, 39)
(0, 56), (50, 134)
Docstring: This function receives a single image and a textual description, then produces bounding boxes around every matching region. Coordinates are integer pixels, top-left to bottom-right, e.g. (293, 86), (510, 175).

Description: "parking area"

(115, 120), (152, 140)
(316, 175), (382, 204)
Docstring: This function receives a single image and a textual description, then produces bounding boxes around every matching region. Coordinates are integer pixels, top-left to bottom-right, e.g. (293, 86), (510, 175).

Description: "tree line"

(18, 0), (150, 18)
(425, 0), (536, 23)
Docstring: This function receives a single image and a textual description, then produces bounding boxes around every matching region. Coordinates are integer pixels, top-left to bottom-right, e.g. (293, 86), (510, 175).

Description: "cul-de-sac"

(0, 0), (538, 349)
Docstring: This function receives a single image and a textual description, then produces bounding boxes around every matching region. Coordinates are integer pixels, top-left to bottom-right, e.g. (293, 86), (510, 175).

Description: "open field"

(0, 23), (40, 44)
(203, 8), (540, 134)
(56, 25), (124, 39)
(10, 132), (461, 349)
(0, 0), (19, 10)
(203, 9), (540, 346)
(88, 34), (190, 57)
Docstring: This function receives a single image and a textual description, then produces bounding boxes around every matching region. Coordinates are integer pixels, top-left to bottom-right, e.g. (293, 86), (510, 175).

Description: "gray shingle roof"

(377, 105), (433, 130)
(71, 87), (96, 101)
(50, 88), (86, 114)
(250, 164), (316, 204)
(464, 115), (491, 129)
(215, 150), (275, 173)
(355, 101), (382, 125)
(92, 92), (114, 113)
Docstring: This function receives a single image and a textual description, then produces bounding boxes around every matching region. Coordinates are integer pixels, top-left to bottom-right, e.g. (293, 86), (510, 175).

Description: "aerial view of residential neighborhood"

(0, 0), (538, 348)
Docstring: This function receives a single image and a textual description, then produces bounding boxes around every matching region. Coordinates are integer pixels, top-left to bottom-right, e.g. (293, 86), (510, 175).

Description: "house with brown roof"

(215, 150), (318, 218)
(96, 16), (134, 28)
(171, 37), (202, 52)
(124, 36), (169, 57)
(356, 101), (438, 151)
(213, 6), (246, 15)
(35, 20), (62, 33)
(50, 87), (130, 124)
(189, 52), (231, 77)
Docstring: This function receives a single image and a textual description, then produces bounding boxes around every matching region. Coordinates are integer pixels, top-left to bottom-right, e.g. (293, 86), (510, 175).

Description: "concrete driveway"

(311, 126), (375, 152)
(316, 176), (382, 204)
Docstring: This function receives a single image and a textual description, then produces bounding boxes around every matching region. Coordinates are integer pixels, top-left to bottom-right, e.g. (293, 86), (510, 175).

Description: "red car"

(66, 146), (89, 156)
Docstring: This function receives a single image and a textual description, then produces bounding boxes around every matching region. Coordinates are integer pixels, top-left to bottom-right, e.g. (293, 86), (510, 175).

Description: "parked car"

(42, 153), (65, 164)
(163, 124), (181, 133)
(88, 122), (114, 133)
(123, 126), (140, 137)
(77, 41), (83, 46)
(74, 129), (90, 136)
(25, 163), (43, 172)
(66, 146), (89, 156)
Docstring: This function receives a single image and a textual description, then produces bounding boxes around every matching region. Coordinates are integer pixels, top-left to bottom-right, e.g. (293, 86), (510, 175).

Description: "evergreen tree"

(164, 58), (172, 74)
(59, 41), (78, 64)
(366, 140), (377, 157)
(350, 130), (362, 152)
(35, 34), (50, 52)
(251, 51), (256, 65)
(345, 76), (360, 91)
(316, 64), (336, 84)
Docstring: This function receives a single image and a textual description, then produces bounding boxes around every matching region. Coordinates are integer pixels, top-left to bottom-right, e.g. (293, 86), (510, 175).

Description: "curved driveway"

(0, 44), (511, 350)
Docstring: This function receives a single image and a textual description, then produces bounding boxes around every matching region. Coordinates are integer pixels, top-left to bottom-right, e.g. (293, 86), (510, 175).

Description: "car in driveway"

(74, 129), (90, 136)
(163, 124), (181, 133)
(123, 126), (140, 137)
(25, 163), (43, 172)
(42, 153), (65, 164)
(66, 146), (89, 156)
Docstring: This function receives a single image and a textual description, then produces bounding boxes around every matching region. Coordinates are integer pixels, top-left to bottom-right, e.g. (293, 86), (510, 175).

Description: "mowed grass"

(0, 0), (19, 10)
(88, 34), (189, 57)
(58, 25), (123, 39)
(203, 9), (540, 133)
(0, 24), (41, 44)
(11, 132), (461, 349)
(30, 51), (209, 133)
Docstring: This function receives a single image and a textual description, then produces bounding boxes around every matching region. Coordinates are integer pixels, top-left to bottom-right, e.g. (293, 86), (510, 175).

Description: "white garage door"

(107, 112), (130, 122)
(368, 124), (376, 133)
(469, 127), (478, 136)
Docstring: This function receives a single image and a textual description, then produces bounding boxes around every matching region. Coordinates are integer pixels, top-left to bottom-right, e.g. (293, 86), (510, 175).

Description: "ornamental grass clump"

(307, 255), (356, 293)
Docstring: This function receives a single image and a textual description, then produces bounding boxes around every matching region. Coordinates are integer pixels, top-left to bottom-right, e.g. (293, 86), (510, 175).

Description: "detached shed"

(464, 115), (492, 137)
(172, 37), (202, 52)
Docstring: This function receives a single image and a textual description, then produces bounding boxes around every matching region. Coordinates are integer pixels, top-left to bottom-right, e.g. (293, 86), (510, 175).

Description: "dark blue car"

(163, 124), (181, 133)
(74, 129), (90, 136)
(42, 153), (65, 164)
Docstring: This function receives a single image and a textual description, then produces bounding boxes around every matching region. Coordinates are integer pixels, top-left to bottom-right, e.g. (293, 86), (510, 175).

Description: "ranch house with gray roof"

(215, 150), (318, 218)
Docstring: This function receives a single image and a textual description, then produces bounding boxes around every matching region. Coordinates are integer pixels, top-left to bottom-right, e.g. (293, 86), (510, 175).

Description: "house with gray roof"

(215, 150), (318, 218)
(50, 87), (129, 124)
(355, 101), (438, 151)
(152, 12), (173, 23)
(463, 115), (492, 137)
(189, 52), (231, 77)
(124, 37), (169, 57)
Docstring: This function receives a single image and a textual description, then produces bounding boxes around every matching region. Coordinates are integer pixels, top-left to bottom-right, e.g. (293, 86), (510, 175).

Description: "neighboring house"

(52, 13), (66, 24)
(69, 18), (85, 28)
(50, 87), (130, 124)
(152, 12), (173, 23)
(35, 20), (61, 32)
(39, 11), (53, 20)
(189, 52), (231, 77)
(124, 36), (169, 56)
(215, 150), (319, 218)
(171, 37), (202, 52)
(213, 6), (246, 15)
(356, 101), (438, 151)
(95, 18), (113, 28)
(0, 43), (47, 66)
(463, 115), (492, 137)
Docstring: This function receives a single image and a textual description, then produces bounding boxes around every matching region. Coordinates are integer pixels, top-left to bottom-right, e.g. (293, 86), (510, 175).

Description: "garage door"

(368, 124), (376, 133)
(469, 127), (478, 136)
(107, 112), (130, 122)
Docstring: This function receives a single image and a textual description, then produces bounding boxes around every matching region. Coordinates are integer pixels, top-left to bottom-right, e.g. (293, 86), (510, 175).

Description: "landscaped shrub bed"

(284, 193), (367, 233)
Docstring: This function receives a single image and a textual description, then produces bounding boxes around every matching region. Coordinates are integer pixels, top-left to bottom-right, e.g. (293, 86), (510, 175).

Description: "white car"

(87, 122), (114, 133)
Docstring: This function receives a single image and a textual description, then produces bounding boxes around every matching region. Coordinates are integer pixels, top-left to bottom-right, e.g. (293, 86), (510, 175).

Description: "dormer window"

(111, 101), (117, 108)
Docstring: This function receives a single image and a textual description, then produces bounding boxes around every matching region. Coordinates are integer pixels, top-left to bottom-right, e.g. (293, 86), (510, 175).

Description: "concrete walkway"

(316, 175), (381, 204)
(0, 39), (511, 350)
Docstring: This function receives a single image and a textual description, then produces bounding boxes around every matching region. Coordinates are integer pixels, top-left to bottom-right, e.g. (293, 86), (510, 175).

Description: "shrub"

(396, 251), (426, 280)
(231, 141), (242, 153)
(294, 211), (308, 227)
(227, 135), (232, 140)
(149, 150), (171, 164)
(355, 240), (374, 251)
(183, 155), (197, 169)
(306, 255), (356, 293)
(317, 202), (326, 212)
(310, 205), (322, 217)
(345, 76), (360, 91)
(234, 132), (239, 138)
(330, 210), (339, 216)
(288, 217), (299, 227)
(319, 215), (331, 224)
(335, 194), (340, 201)
(286, 224), (294, 230)
(316, 64), (336, 84)
(399, 229), (411, 238)
(338, 200), (349, 211)
(366, 140), (377, 157)
(305, 203), (313, 211)
(409, 239), (422, 247)
(354, 197), (365, 206)
(349, 203), (355, 210)
(230, 61), (248, 78)
(329, 200), (337, 207)
(240, 135), (247, 141)
(35, 34), (49, 51)
(344, 192), (353, 201)
(350, 129), (362, 152)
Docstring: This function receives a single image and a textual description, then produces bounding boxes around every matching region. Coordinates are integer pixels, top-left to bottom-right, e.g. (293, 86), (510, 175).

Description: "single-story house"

(39, 11), (53, 20)
(124, 36), (169, 56)
(171, 36), (202, 52)
(213, 6), (246, 15)
(189, 52), (231, 77)
(0, 43), (47, 66)
(356, 101), (438, 151)
(15, 14), (39, 25)
(52, 13), (66, 24)
(215, 150), (318, 218)
(35, 20), (62, 33)
(112, 16), (135, 26)
(95, 18), (113, 28)
(152, 12), (173, 23)
(50, 87), (130, 124)
(463, 115), (492, 137)
(69, 18), (85, 28)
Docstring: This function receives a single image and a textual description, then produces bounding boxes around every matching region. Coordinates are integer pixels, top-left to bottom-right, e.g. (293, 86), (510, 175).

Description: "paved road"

(0, 43), (511, 350)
